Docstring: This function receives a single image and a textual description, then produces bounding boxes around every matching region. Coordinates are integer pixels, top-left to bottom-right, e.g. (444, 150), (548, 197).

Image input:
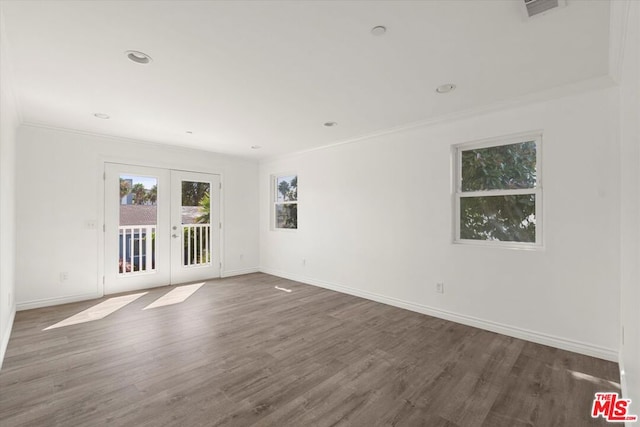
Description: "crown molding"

(19, 121), (258, 163)
(260, 74), (615, 165)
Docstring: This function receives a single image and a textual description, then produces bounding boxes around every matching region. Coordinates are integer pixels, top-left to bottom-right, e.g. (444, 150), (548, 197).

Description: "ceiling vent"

(522, 0), (566, 19)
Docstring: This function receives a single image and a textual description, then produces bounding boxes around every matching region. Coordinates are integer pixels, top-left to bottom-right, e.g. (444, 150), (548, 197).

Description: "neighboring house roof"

(181, 206), (203, 225)
(119, 205), (204, 226)
(120, 205), (157, 226)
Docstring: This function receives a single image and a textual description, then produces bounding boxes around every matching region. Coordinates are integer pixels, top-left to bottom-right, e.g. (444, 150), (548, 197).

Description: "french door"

(104, 163), (221, 294)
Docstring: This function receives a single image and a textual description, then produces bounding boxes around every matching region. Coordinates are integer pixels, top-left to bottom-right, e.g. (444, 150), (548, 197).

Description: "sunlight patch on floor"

(569, 369), (620, 389)
(143, 282), (205, 310)
(44, 292), (148, 330)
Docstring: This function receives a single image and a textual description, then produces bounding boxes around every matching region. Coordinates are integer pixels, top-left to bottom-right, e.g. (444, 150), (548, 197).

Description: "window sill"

(453, 239), (544, 251)
(271, 227), (298, 233)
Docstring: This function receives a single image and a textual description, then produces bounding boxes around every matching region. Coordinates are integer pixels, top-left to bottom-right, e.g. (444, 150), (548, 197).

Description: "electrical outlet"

(60, 272), (69, 282)
(7, 292), (11, 308)
(302, 258), (306, 266)
(436, 282), (444, 294)
(85, 220), (97, 229)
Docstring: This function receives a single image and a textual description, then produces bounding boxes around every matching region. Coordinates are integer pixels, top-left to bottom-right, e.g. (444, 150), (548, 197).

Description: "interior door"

(104, 164), (221, 294)
(170, 170), (221, 284)
(104, 163), (171, 294)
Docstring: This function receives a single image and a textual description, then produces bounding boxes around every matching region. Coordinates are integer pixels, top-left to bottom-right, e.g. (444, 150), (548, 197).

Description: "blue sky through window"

(121, 174), (157, 189)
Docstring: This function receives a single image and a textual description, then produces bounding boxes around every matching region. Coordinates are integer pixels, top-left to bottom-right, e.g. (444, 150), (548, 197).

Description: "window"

(273, 174), (297, 229)
(454, 133), (542, 247)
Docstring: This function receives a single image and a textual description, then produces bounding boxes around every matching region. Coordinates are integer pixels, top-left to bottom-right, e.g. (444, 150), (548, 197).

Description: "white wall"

(15, 125), (259, 308)
(618, 2), (640, 409)
(0, 8), (20, 367)
(260, 87), (621, 361)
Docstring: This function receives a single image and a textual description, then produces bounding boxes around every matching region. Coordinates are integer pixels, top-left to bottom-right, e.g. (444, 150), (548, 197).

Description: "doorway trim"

(97, 157), (225, 296)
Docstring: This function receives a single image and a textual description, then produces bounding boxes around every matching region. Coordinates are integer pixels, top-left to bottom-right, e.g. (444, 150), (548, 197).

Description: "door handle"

(172, 234), (179, 238)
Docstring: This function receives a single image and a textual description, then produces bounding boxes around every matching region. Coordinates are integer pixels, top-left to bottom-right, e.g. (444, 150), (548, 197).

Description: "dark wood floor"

(0, 273), (620, 426)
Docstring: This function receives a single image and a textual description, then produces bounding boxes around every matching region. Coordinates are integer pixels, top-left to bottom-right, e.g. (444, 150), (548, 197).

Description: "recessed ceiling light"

(436, 84), (456, 94)
(251, 145), (262, 149)
(94, 113), (110, 119)
(371, 26), (387, 36)
(186, 131), (193, 134)
(125, 50), (152, 64)
(323, 121), (338, 127)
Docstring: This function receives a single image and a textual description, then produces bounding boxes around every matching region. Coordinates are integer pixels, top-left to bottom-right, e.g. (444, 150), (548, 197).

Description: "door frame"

(170, 170), (222, 284)
(97, 158), (224, 297)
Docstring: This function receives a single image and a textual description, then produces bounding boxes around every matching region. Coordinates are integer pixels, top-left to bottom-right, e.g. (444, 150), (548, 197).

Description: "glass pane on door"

(119, 175), (157, 274)
(181, 180), (211, 267)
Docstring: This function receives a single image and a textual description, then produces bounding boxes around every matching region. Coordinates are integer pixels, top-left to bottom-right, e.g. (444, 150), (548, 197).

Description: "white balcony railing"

(119, 225), (155, 275)
(183, 224), (211, 267)
(118, 223), (211, 275)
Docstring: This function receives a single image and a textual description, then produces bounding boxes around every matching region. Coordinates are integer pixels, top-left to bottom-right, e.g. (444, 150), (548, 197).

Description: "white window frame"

(272, 173), (298, 231)
(452, 132), (543, 249)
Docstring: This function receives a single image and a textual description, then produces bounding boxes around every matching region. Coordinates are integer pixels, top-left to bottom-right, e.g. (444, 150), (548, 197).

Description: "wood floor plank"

(0, 273), (620, 426)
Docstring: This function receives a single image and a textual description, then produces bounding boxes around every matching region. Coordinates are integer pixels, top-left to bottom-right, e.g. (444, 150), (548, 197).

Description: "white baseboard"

(260, 268), (618, 362)
(0, 306), (16, 369)
(221, 267), (260, 278)
(17, 292), (101, 311)
(16, 270), (262, 310)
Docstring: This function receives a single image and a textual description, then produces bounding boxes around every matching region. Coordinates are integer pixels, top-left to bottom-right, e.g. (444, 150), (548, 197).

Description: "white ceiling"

(1, 0), (611, 159)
